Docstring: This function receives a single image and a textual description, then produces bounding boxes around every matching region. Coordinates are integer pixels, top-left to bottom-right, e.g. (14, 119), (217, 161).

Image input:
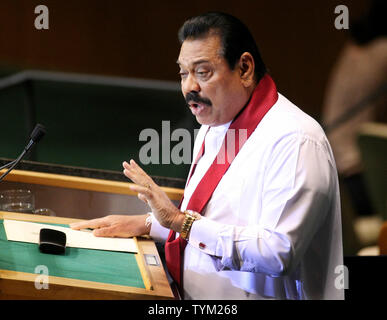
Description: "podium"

(0, 167), (183, 299)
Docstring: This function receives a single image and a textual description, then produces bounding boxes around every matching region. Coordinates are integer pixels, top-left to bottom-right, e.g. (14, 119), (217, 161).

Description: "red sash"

(164, 74), (278, 292)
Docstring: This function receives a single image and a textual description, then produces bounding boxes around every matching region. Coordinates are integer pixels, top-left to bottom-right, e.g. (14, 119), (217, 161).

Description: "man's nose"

(182, 73), (200, 94)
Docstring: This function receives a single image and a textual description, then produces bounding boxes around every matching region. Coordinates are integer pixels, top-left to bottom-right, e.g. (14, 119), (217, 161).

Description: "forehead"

(177, 34), (223, 68)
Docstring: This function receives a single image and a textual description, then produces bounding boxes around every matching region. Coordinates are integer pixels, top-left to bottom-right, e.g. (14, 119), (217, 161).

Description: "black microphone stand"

(0, 159), (17, 171)
(0, 151), (28, 182)
(0, 124), (46, 182)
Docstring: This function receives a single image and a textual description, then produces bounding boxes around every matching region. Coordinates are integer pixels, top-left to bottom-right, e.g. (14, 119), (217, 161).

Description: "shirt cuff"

(149, 212), (170, 243)
(188, 216), (223, 257)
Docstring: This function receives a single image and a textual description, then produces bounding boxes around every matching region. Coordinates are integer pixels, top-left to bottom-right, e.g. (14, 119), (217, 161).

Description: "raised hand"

(123, 159), (185, 232)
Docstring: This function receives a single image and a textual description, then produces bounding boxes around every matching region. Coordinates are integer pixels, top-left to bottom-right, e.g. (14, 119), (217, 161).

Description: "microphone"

(25, 123), (46, 152)
(0, 124), (46, 182)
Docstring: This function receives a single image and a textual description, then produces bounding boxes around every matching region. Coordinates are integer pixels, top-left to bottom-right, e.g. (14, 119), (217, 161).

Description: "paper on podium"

(3, 219), (138, 253)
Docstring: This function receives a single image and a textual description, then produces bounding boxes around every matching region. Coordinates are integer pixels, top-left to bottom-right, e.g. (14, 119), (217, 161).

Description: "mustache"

(185, 92), (212, 107)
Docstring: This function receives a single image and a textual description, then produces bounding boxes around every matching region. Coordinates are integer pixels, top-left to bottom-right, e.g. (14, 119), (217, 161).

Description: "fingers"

(129, 184), (152, 195)
(122, 160), (130, 171)
(71, 215), (148, 238)
(129, 159), (148, 176)
(71, 217), (128, 238)
(130, 185), (153, 207)
(123, 160), (154, 188)
(137, 192), (148, 204)
(93, 226), (118, 237)
(123, 159), (142, 172)
(70, 217), (110, 230)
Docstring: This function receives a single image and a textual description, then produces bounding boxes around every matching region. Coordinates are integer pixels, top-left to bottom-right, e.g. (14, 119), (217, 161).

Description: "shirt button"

(199, 242), (206, 249)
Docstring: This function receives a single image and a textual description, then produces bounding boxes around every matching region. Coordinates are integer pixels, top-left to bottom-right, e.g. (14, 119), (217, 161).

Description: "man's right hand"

(70, 214), (150, 238)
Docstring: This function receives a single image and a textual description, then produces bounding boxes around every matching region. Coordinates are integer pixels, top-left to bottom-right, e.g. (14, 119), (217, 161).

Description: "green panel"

(0, 220), (145, 288)
(0, 84), (29, 159)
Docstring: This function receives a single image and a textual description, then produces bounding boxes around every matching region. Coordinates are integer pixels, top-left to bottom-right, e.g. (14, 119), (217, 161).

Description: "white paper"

(3, 219), (138, 253)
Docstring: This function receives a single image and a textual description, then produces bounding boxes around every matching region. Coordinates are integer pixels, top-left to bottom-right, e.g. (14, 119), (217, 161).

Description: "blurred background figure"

(322, 0), (387, 253)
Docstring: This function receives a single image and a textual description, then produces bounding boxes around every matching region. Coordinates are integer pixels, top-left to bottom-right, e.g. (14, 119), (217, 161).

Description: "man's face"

(177, 34), (248, 126)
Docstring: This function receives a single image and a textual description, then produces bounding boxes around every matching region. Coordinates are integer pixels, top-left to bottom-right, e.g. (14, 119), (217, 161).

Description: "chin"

(196, 119), (225, 127)
(195, 116), (212, 126)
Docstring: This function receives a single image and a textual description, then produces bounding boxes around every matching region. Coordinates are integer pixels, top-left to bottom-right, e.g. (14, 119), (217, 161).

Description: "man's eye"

(179, 72), (188, 78)
(196, 71), (209, 76)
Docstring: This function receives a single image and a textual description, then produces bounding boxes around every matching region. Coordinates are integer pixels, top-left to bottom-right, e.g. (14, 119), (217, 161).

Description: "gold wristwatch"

(180, 210), (201, 240)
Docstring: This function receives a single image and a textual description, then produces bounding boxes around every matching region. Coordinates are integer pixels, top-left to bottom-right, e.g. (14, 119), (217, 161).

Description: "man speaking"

(71, 12), (344, 300)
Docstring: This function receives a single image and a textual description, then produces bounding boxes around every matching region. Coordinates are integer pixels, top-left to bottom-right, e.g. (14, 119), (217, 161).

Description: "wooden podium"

(0, 168), (183, 300)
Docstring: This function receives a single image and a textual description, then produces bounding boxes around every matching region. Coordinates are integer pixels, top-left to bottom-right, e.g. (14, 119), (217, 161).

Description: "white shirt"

(150, 93), (344, 300)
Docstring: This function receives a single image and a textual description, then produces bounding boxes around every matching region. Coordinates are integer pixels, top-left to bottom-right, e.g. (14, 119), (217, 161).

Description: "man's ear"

(239, 52), (255, 87)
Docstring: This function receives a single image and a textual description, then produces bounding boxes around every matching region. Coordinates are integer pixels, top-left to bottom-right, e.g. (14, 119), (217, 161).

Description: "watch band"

(180, 210), (200, 240)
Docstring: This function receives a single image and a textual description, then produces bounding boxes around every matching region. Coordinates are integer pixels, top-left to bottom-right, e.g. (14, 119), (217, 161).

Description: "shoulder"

(258, 93), (329, 146)
(249, 93), (336, 168)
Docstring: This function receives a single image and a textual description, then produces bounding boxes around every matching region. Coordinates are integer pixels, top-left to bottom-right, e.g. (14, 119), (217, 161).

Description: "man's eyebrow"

(176, 59), (211, 67)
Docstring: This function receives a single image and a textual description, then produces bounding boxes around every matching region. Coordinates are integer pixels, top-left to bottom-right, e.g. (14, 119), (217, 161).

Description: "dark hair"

(178, 12), (267, 82)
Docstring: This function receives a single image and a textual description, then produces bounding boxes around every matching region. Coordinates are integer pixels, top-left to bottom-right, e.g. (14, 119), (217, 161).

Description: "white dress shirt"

(150, 93), (344, 300)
